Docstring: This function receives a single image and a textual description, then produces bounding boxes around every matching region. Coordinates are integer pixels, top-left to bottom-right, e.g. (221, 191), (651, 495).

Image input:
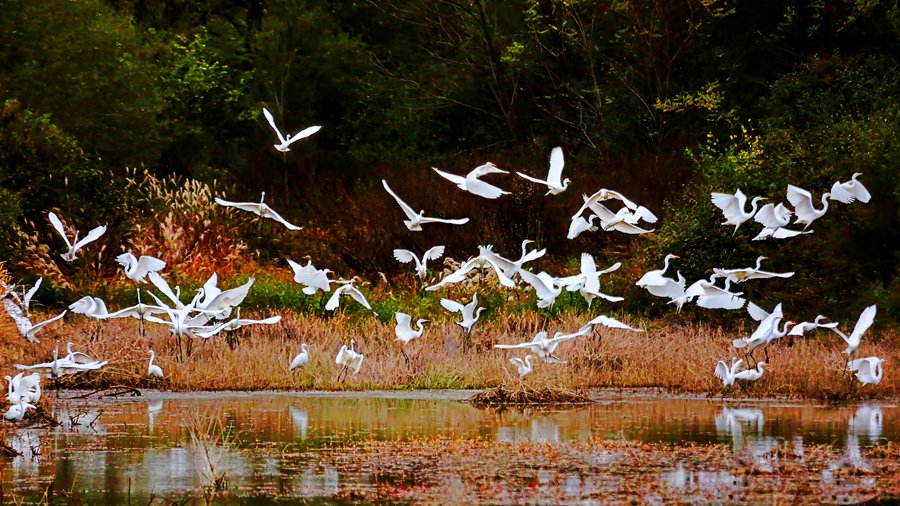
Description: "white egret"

(382, 180), (470, 231)
(478, 240), (546, 282)
(193, 311), (282, 339)
(830, 173), (871, 204)
(786, 185), (831, 228)
(734, 362), (768, 383)
(5, 373), (41, 405)
(116, 252), (166, 283)
(518, 269), (563, 308)
(324, 279), (373, 312)
(290, 344), (310, 370)
(287, 258), (335, 295)
(425, 254), (515, 291)
(147, 272), (187, 309)
(510, 355), (534, 376)
(393, 246), (445, 278)
(335, 341), (364, 376)
(147, 350), (164, 378)
(557, 254), (623, 306)
(753, 202), (792, 229)
(98, 289), (165, 339)
(2, 303), (67, 343)
(584, 315), (645, 333)
(578, 188), (648, 215)
(567, 214), (599, 239)
(787, 315), (839, 337)
(440, 293), (484, 343)
(495, 325), (591, 363)
(733, 302), (784, 362)
(68, 296), (110, 318)
(262, 106), (321, 152)
(831, 304), (877, 356)
(636, 254), (680, 290)
(432, 162), (511, 199)
(515, 146), (569, 195)
(584, 203), (656, 234)
(714, 358), (744, 387)
(48, 212), (107, 262)
(713, 256), (795, 283)
(65, 342), (96, 364)
(394, 312), (428, 345)
(215, 192), (302, 230)
(195, 274), (255, 317)
(848, 357), (883, 385)
(3, 395), (36, 422)
(681, 275), (746, 310)
(752, 226), (812, 241)
(710, 190), (767, 234)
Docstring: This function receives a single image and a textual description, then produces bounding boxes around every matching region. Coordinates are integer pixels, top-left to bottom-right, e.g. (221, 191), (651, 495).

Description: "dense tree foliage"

(0, 0), (898, 321)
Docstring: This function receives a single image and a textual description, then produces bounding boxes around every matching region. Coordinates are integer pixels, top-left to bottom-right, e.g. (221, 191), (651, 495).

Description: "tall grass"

(4, 310), (894, 399)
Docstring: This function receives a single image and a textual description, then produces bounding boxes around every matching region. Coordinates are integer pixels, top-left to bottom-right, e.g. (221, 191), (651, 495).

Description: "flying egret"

(116, 252), (166, 283)
(290, 344), (310, 370)
(714, 358), (744, 387)
(262, 106), (321, 152)
(48, 212), (107, 262)
(147, 350), (163, 378)
(680, 275), (746, 310)
(578, 188), (647, 215)
(215, 192), (302, 230)
(287, 258), (335, 295)
(734, 362), (768, 383)
(68, 296), (110, 318)
(584, 315), (645, 340)
(515, 146), (570, 195)
(510, 355), (534, 376)
(830, 173), (871, 204)
(752, 226), (812, 241)
(440, 293), (484, 345)
(382, 179), (470, 231)
(98, 289), (165, 338)
(193, 311), (282, 339)
(713, 256), (795, 283)
(65, 342), (96, 365)
(848, 357), (883, 385)
(1, 303), (67, 343)
(425, 254), (515, 291)
(831, 305), (877, 356)
(477, 240), (546, 282)
(5, 373), (41, 405)
(636, 254), (680, 290)
(567, 214), (599, 239)
(394, 312), (428, 345)
(786, 185), (831, 229)
(393, 246), (445, 279)
(752, 203), (796, 239)
(710, 190), (767, 234)
(584, 204), (656, 234)
(733, 302), (784, 362)
(787, 315), (839, 337)
(495, 325), (591, 363)
(556, 254), (623, 306)
(325, 279), (373, 312)
(432, 162), (510, 199)
(195, 274), (255, 318)
(518, 270), (563, 308)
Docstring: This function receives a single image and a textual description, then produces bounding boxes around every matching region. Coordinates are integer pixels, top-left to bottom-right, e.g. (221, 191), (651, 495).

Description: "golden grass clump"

(468, 383), (593, 407)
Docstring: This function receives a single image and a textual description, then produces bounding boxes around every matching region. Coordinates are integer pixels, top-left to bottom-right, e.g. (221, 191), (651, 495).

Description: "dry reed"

(2, 311), (894, 400)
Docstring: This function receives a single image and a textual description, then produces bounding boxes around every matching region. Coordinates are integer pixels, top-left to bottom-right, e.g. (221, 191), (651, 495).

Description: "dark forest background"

(1, 0), (898, 322)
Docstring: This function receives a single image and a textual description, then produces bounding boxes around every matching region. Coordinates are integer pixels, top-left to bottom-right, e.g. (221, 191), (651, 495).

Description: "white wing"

(263, 206), (302, 230)
(133, 256), (166, 281)
(515, 171), (549, 185)
(263, 107), (287, 144)
(423, 246), (445, 262)
(829, 180), (855, 203)
(284, 125), (322, 146)
(345, 286), (372, 310)
(586, 315), (643, 332)
(846, 180), (872, 203)
(395, 311), (412, 329)
(546, 147), (564, 187)
(440, 298), (465, 314)
(849, 305), (877, 343)
(148, 272), (182, 307)
(711, 190), (746, 223)
(432, 167), (466, 186)
(48, 212), (72, 249)
(714, 360), (729, 381)
(324, 286), (345, 311)
(393, 249), (417, 264)
(786, 185), (818, 224)
(27, 310), (68, 338)
(71, 225), (106, 252)
(382, 180), (418, 221)
(214, 198), (262, 215)
(631, 206), (658, 224)
(602, 219), (654, 234)
(23, 278), (42, 309)
(425, 259), (478, 291)
(464, 177), (509, 199)
(753, 203), (781, 229)
(746, 301), (772, 322)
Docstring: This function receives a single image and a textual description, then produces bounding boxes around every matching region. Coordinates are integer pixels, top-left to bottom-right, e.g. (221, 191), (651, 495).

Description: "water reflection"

(0, 392), (895, 503)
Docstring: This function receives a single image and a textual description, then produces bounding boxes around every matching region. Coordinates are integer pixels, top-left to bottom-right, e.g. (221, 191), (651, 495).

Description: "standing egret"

(714, 358), (744, 387)
(515, 146), (569, 195)
(393, 246), (445, 279)
(440, 293), (484, 346)
(786, 185), (831, 228)
(831, 305), (877, 356)
(382, 180), (470, 231)
(848, 357), (883, 385)
(432, 162), (510, 199)
(510, 355), (534, 376)
(147, 350), (164, 378)
(830, 173), (871, 204)
(262, 106), (321, 152)
(394, 312), (428, 368)
(116, 252), (166, 283)
(710, 190), (767, 234)
(734, 362), (768, 384)
(48, 212), (107, 262)
(290, 344), (310, 371)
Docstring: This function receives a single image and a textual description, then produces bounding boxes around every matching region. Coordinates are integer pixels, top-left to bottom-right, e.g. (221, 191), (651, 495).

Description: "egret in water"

(710, 190), (767, 234)
(382, 179), (470, 231)
(215, 192), (302, 230)
(515, 146), (570, 195)
(831, 305), (877, 356)
(432, 162), (510, 199)
(116, 252), (166, 283)
(262, 106), (321, 152)
(830, 173), (871, 204)
(48, 212), (107, 262)
(440, 293), (484, 345)
(786, 185), (831, 229)
(147, 350), (163, 378)
(510, 355), (534, 376)
(290, 344), (310, 371)
(848, 357), (883, 386)
(393, 246), (445, 279)
(714, 358), (744, 387)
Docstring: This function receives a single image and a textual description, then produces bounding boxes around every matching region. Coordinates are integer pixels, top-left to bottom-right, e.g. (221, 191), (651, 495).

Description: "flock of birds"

(1, 107), (885, 422)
